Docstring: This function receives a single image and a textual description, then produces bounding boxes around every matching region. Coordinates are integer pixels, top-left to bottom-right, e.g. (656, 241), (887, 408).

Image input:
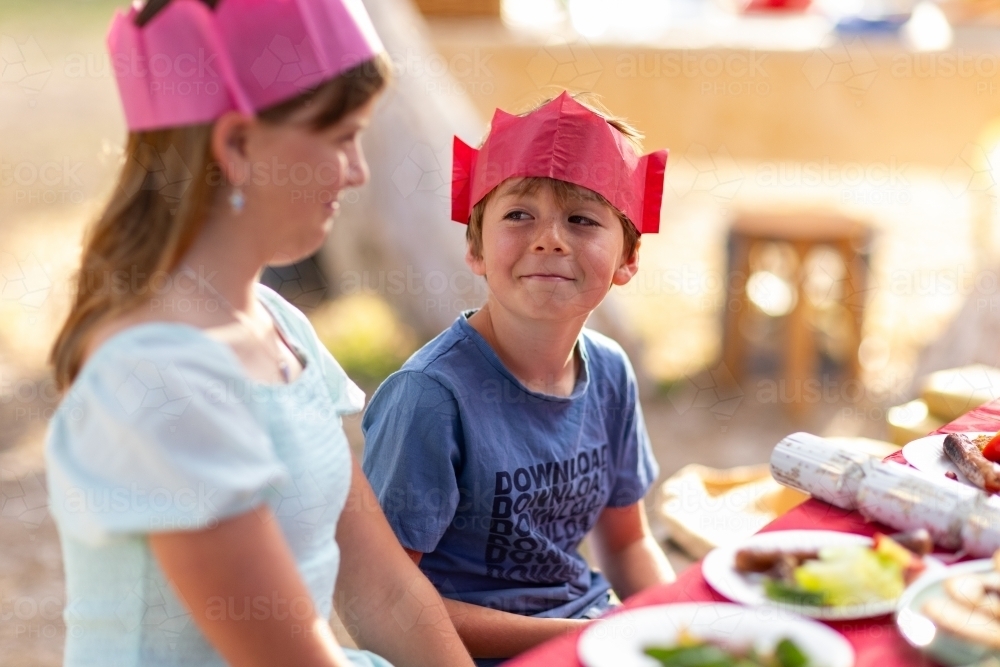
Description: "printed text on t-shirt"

(485, 445), (609, 583)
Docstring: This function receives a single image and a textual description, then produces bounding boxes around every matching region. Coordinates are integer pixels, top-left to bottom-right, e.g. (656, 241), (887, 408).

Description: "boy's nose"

(533, 219), (566, 253)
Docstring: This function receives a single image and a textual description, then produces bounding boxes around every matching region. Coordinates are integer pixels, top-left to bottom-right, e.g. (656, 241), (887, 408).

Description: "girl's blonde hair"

(50, 0), (390, 391)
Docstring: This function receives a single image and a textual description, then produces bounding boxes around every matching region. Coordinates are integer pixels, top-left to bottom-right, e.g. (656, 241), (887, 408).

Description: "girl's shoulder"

(76, 283), (299, 385)
(80, 290), (229, 369)
(78, 318), (239, 387)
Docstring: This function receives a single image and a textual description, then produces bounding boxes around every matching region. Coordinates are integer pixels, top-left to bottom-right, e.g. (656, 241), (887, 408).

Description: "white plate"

(896, 559), (999, 666)
(577, 602), (854, 667)
(902, 432), (996, 489)
(703, 529), (942, 620)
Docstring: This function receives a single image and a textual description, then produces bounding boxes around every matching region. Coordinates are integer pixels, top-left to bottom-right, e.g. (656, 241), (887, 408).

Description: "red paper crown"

(451, 92), (667, 234)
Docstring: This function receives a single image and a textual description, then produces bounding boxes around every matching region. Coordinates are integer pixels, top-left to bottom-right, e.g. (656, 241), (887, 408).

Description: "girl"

(45, 1), (474, 666)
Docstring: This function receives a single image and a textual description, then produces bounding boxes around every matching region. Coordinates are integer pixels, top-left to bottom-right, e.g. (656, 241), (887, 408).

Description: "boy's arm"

(588, 502), (675, 600)
(404, 548), (589, 659)
(442, 598), (589, 659)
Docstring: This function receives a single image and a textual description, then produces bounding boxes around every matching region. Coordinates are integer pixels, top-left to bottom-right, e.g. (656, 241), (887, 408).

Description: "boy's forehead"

(496, 177), (602, 203)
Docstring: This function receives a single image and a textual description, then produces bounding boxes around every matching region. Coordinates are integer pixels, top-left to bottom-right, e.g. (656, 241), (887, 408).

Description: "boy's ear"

(611, 238), (640, 287)
(465, 243), (487, 278)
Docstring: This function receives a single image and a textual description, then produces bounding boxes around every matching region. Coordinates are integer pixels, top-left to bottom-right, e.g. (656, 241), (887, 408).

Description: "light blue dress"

(45, 284), (393, 667)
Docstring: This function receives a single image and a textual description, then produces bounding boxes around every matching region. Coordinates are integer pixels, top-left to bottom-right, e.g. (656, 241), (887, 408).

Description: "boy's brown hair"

(466, 94), (643, 262)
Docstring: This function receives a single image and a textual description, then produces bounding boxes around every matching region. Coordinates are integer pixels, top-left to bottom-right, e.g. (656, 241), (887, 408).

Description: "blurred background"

(7, 0), (1000, 662)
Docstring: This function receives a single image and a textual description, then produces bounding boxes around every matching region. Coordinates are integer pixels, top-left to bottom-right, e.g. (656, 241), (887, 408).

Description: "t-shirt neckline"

(456, 310), (590, 402)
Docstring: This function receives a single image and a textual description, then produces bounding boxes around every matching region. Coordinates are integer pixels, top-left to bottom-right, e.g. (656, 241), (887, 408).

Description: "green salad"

(764, 535), (924, 607)
(644, 635), (809, 667)
(734, 532), (930, 608)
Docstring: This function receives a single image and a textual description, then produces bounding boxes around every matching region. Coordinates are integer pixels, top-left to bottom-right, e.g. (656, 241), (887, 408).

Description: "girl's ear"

(611, 237), (640, 287)
(210, 111), (254, 186)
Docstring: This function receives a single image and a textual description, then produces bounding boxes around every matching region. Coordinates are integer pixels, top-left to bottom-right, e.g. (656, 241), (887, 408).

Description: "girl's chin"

(268, 236), (328, 268)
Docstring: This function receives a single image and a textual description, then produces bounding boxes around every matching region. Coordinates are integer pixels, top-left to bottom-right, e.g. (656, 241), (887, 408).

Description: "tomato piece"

(982, 433), (1000, 463)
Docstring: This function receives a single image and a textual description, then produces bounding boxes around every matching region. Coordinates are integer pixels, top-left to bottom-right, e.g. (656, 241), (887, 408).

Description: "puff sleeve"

(45, 329), (290, 546)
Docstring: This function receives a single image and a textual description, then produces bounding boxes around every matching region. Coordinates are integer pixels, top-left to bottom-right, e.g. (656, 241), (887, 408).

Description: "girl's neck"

(467, 298), (586, 397)
(178, 211), (269, 313)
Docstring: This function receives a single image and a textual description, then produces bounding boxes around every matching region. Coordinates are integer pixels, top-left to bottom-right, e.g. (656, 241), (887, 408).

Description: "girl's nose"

(344, 143), (370, 188)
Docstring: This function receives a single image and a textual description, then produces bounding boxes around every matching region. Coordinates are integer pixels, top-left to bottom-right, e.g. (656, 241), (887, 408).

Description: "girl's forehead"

(270, 95), (375, 135)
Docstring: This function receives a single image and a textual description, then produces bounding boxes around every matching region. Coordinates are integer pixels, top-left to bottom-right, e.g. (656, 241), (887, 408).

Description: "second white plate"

(902, 432), (996, 488)
(896, 559), (1000, 666)
(703, 529), (941, 620)
(578, 602), (854, 667)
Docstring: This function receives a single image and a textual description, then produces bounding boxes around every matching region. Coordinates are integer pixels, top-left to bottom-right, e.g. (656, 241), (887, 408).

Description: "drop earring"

(229, 187), (245, 214)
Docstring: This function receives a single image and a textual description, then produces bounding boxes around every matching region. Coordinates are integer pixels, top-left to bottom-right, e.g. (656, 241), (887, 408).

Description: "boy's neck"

(467, 299), (586, 398)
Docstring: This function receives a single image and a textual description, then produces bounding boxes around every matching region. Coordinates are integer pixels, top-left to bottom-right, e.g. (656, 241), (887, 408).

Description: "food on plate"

(943, 433), (1000, 492)
(875, 528), (934, 556)
(734, 548), (819, 574)
(922, 598), (1000, 650)
(979, 431), (1000, 463)
(644, 632), (810, 667)
(971, 433), (994, 449)
(921, 549), (1000, 650)
(734, 531), (929, 607)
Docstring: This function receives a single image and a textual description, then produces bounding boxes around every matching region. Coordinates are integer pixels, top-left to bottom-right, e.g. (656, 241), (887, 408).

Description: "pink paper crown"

(107, 0), (384, 131)
(451, 92), (668, 234)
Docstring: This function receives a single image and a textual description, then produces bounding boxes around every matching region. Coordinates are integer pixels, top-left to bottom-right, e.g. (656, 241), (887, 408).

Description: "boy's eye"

(504, 210), (531, 221)
(568, 214), (600, 227)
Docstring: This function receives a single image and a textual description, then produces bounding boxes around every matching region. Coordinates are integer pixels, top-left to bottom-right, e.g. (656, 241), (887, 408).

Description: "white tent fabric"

(319, 0), (485, 339)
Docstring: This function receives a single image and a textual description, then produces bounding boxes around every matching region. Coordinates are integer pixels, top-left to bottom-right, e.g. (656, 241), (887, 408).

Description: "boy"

(361, 92), (674, 664)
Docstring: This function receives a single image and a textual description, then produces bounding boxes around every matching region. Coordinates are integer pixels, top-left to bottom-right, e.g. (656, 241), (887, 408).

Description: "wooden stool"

(722, 212), (870, 411)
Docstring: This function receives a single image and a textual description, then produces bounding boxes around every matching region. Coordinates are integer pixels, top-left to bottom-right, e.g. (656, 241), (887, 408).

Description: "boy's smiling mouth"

(521, 273), (574, 282)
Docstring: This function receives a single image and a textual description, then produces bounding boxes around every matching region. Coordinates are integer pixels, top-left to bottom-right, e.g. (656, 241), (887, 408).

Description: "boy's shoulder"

(386, 317), (490, 396)
(400, 318), (474, 373)
(364, 318), (483, 417)
(580, 327), (627, 358)
(580, 327), (635, 381)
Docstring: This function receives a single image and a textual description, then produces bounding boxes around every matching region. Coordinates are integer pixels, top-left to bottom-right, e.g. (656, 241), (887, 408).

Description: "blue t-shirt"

(361, 313), (658, 619)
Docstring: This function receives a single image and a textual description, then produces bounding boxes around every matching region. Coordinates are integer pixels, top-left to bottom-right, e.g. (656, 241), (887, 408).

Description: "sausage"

(887, 528), (934, 557)
(943, 433), (1000, 493)
(734, 548), (817, 574)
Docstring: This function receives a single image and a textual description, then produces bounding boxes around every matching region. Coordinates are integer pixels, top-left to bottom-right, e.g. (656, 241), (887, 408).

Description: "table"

(504, 399), (1000, 667)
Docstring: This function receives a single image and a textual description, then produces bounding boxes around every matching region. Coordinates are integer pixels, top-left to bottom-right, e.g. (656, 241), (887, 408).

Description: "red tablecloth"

(504, 399), (1000, 667)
